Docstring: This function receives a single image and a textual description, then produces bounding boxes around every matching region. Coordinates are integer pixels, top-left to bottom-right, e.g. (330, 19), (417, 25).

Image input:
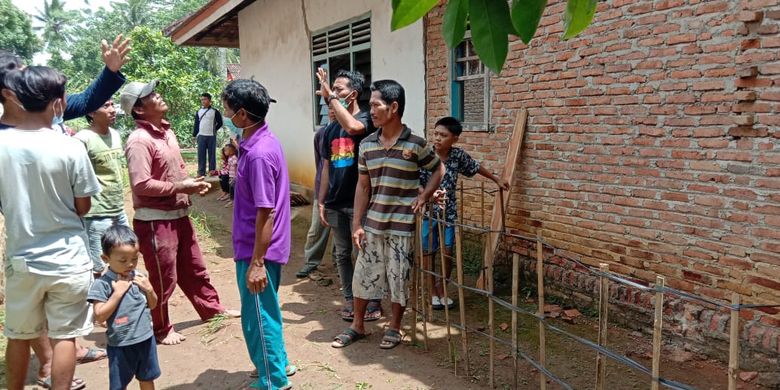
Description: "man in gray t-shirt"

(192, 92), (224, 177)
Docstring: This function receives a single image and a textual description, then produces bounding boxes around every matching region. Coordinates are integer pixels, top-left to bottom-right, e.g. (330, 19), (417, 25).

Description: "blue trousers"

(197, 135), (217, 176)
(236, 261), (290, 390)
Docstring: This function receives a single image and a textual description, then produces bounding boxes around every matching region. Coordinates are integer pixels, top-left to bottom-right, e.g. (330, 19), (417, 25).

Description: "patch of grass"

(190, 209), (213, 240)
(199, 313), (229, 344)
(355, 382), (372, 390)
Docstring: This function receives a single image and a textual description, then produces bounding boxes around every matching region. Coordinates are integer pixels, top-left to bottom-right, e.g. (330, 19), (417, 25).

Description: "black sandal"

(331, 328), (366, 348)
(379, 328), (402, 349)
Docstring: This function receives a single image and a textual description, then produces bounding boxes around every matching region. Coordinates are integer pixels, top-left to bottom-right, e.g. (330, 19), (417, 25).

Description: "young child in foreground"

(87, 225), (160, 390)
(420, 116), (509, 310)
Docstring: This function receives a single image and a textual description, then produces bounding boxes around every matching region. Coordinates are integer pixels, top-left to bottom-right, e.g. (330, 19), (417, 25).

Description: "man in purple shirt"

(222, 79), (292, 390)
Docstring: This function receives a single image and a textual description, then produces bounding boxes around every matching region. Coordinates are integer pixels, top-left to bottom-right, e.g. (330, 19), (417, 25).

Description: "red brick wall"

(425, 0), (780, 375)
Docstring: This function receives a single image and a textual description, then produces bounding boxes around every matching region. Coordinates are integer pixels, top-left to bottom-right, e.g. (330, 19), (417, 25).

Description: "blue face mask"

(224, 118), (241, 137)
(51, 100), (64, 128)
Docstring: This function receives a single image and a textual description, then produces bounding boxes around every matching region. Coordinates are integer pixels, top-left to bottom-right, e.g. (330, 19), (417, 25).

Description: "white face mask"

(229, 108), (262, 130)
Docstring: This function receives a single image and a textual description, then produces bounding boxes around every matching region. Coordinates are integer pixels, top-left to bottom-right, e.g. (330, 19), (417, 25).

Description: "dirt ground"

(13, 180), (763, 390)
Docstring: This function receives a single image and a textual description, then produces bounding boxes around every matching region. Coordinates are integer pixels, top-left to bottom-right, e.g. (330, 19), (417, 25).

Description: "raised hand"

(102, 34), (131, 73)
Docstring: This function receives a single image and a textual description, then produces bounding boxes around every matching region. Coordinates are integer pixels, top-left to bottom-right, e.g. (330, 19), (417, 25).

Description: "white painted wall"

(238, 0), (425, 188)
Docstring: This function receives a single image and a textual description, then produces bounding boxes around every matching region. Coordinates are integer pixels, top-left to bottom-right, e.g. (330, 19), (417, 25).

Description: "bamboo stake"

(412, 213), (421, 346)
(595, 263), (610, 390)
(536, 232), (546, 390)
(512, 253), (520, 390)
(488, 242), (495, 389)
(456, 225), (469, 377)
(426, 203), (434, 322)
(438, 202), (454, 364)
(728, 293), (740, 390)
(651, 276), (665, 390)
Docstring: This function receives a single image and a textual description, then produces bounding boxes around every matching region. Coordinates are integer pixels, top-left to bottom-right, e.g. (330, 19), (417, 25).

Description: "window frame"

(310, 13), (371, 127)
(450, 31), (493, 132)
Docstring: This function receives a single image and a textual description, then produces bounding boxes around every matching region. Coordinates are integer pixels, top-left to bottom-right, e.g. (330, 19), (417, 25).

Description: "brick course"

(425, 0), (780, 382)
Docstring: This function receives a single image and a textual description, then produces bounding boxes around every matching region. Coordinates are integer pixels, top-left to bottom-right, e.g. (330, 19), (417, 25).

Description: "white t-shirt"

(0, 128), (101, 276)
(197, 107), (216, 136)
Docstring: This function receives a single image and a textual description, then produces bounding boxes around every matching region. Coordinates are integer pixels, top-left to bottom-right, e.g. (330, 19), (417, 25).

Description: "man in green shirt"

(75, 100), (129, 277)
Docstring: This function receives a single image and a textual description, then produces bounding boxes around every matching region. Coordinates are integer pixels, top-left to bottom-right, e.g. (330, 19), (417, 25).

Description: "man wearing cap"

(122, 80), (239, 346)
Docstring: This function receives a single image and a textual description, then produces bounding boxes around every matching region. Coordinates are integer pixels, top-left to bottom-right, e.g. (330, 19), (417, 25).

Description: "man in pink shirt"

(122, 80), (238, 345)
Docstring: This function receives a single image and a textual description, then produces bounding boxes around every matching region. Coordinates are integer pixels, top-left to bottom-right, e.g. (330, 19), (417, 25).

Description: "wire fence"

(404, 183), (780, 390)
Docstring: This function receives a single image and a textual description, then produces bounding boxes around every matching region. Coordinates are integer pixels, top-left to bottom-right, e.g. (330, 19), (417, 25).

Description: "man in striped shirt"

(331, 80), (444, 350)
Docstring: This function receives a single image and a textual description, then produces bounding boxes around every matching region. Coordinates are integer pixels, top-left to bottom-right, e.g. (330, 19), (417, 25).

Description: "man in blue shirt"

(0, 34), (130, 130)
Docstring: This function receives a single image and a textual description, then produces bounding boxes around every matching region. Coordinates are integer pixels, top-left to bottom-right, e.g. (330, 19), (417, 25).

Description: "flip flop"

(379, 328), (403, 350)
(36, 376), (86, 390)
(76, 347), (107, 364)
(340, 301), (355, 322)
(331, 328), (367, 348)
(364, 301), (383, 322)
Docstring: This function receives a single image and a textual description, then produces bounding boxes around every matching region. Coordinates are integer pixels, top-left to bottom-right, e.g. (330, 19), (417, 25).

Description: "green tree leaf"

(563, 0), (597, 40)
(511, 0), (547, 44)
(0, 0), (41, 60)
(391, 0), (439, 31)
(469, 0), (512, 73)
(442, 0), (469, 48)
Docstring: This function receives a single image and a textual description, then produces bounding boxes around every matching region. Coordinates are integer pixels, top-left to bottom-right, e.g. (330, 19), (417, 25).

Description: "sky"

(11, 0), (115, 63)
(11, 0), (114, 24)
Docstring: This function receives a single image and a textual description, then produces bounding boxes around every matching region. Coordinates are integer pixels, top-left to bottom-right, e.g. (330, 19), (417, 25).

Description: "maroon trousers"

(134, 216), (224, 339)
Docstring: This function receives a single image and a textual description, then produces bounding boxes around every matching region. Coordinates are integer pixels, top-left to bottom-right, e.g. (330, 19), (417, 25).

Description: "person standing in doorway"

(122, 81), (238, 346)
(193, 92), (223, 177)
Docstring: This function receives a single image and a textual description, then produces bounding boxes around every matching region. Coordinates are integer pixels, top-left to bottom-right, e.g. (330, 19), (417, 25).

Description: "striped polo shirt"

(358, 126), (441, 236)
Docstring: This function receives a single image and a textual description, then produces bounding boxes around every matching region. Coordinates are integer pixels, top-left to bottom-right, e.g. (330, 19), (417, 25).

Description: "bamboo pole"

(512, 253), (520, 390)
(488, 241), (495, 388)
(728, 293), (740, 390)
(651, 276), (665, 390)
(536, 232), (546, 390)
(595, 263), (610, 390)
(412, 213), (421, 346)
(456, 225), (470, 377)
(426, 203), (434, 322)
(438, 202), (454, 364)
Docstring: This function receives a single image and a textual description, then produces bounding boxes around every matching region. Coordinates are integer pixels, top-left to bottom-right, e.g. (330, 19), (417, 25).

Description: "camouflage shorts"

(352, 232), (414, 305)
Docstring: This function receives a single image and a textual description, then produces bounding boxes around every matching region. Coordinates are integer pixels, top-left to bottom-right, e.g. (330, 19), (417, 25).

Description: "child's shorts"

(421, 218), (455, 253)
(108, 336), (161, 390)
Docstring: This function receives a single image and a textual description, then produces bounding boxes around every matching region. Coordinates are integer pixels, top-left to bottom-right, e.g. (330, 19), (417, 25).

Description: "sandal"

(364, 301), (382, 322)
(36, 376), (86, 390)
(331, 328), (366, 348)
(340, 301), (354, 322)
(379, 328), (402, 350)
(76, 346), (107, 364)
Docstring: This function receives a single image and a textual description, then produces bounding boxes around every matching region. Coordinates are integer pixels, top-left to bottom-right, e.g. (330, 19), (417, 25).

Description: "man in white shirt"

(192, 92), (223, 177)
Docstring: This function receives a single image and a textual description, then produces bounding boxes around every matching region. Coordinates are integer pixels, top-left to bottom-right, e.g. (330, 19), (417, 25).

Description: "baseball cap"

(120, 80), (159, 115)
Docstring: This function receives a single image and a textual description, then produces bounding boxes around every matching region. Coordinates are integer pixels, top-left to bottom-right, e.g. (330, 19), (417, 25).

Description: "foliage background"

(1, 0), (237, 147)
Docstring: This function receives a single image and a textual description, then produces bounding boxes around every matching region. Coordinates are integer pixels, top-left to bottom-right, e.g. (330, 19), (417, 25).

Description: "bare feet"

(157, 330), (186, 345)
(221, 309), (241, 318)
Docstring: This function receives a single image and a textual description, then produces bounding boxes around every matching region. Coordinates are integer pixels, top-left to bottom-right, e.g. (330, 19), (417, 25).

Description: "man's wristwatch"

(252, 260), (265, 268)
(325, 94), (338, 105)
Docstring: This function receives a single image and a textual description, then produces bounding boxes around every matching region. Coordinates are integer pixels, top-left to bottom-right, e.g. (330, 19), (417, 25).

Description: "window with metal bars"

(451, 33), (492, 132)
(311, 15), (371, 127)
